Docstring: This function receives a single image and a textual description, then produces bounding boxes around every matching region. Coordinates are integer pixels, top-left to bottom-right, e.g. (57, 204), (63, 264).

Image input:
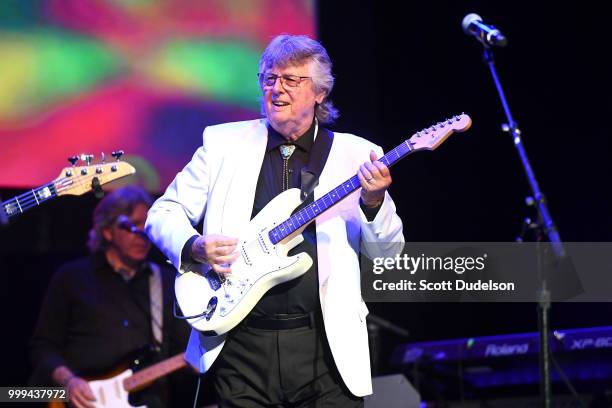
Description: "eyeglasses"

(258, 73), (311, 88)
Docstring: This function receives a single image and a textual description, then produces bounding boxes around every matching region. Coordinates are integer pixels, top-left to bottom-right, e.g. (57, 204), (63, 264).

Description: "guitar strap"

(299, 124), (334, 201)
(148, 262), (164, 347)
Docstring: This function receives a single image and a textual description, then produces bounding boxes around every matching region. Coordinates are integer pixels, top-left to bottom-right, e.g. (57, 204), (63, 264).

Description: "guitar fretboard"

(268, 139), (414, 244)
(1, 182), (58, 219)
(0, 160), (135, 221)
(123, 353), (186, 392)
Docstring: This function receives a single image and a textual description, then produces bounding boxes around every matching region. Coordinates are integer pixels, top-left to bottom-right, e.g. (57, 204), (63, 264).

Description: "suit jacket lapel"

(314, 130), (341, 302)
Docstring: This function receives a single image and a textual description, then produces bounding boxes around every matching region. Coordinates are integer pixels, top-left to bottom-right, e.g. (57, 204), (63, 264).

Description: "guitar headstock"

(409, 114), (472, 151)
(55, 153), (136, 196)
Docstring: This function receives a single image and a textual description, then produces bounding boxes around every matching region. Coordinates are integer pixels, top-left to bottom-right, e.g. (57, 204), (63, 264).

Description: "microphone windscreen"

(462, 13), (482, 34)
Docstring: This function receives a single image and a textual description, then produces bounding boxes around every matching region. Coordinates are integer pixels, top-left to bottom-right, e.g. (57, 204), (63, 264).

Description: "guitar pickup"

(257, 232), (270, 254)
(240, 244), (252, 266)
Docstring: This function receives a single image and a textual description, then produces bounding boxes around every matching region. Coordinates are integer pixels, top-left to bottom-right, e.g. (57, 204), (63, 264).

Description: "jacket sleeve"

(358, 144), (405, 259)
(145, 129), (213, 272)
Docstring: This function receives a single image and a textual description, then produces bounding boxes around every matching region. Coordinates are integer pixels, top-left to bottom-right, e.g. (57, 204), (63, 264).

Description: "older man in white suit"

(146, 34), (404, 407)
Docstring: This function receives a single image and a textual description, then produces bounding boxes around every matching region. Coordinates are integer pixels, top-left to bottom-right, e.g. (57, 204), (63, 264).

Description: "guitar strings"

(2, 175), (87, 209)
(269, 148), (404, 242)
(1, 171), (113, 216)
(2, 158), (136, 213)
(1, 178), (67, 212)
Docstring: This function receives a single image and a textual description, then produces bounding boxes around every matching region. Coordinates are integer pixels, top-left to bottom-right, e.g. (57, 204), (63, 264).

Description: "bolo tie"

(279, 144), (296, 191)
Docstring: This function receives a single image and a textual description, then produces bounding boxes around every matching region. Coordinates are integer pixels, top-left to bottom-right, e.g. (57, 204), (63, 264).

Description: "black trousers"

(213, 317), (364, 408)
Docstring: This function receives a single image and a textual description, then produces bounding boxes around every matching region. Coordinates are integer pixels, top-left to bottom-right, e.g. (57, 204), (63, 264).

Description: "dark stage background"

(1, 0), (611, 404)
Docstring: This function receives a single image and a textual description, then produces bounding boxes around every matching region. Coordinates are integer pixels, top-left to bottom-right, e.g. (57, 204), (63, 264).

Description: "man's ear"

(102, 226), (113, 243)
(315, 92), (326, 105)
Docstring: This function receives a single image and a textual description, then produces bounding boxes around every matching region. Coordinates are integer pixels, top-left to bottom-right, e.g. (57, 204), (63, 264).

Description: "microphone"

(462, 13), (508, 47)
(116, 215), (148, 238)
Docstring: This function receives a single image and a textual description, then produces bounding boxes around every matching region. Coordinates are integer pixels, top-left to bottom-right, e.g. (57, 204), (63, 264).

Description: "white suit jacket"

(145, 119), (404, 397)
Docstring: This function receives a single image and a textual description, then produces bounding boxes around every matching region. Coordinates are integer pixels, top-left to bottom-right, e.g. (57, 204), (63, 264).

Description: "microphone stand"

(0, 196), (7, 226)
(478, 45), (566, 408)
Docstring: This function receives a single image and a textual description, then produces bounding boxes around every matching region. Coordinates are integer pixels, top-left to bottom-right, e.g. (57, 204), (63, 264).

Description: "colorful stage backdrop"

(0, 0), (316, 191)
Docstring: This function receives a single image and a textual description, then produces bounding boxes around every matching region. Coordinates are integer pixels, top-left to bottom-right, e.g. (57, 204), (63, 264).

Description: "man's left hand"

(358, 150), (392, 208)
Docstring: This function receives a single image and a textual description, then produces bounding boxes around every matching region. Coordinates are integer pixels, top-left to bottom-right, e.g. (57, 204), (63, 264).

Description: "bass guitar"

(1, 152), (134, 220)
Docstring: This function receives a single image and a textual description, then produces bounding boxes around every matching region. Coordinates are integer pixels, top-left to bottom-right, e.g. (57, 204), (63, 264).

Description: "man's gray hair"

(259, 34), (339, 124)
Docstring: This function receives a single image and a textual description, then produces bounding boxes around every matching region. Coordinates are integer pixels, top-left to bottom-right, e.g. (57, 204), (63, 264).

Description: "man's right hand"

(191, 234), (239, 274)
(66, 376), (96, 408)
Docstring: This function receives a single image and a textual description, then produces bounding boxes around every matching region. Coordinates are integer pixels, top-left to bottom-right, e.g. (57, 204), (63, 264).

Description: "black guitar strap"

(300, 127), (334, 201)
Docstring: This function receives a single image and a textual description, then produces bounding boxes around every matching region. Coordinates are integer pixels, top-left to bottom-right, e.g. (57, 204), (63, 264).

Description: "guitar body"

(48, 351), (187, 408)
(89, 369), (144, 408)
(48, 369), (144, 408)
(175, 188), (313, 335)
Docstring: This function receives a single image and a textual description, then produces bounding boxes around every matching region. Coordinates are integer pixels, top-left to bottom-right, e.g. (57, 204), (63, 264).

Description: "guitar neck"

(122, 353), (187, 392)
(268, 139), (414, 244)
(1, 181), (59, 220)
(1, 159), (136, 221)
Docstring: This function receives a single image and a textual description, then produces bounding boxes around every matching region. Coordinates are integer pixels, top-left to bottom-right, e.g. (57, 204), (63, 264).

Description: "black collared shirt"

(29, 253), (189, 382)
(250, 121), (320, 316)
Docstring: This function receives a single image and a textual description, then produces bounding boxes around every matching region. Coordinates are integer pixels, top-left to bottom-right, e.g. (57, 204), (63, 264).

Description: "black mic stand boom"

(465, 17), (567, 408)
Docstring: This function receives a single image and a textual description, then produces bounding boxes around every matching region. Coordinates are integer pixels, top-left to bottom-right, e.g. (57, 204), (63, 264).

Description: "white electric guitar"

(175, 114), (472, 335)
(48, 353), (187, 408)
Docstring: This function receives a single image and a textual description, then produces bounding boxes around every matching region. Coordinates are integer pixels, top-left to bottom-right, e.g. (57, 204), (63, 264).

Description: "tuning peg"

(100, 152), (106, 164)
(80, 154), (94, 165)
(112, 150), (124, 161)
(67, 156), (79, 166)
